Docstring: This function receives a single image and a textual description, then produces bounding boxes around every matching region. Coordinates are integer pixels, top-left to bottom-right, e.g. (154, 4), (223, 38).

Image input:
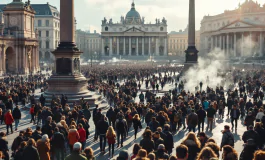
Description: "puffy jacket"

(12, 108), (21, 119)
(97, 120), (109, 135)
(78, 128), (86, 143)
(4, 112), (14, 125)
(68, 129), (80, 145)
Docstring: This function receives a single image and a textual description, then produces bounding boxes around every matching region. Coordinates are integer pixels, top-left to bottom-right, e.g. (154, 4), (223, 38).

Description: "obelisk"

(185, 0), (198, 63)
(44, 0), (96, 105)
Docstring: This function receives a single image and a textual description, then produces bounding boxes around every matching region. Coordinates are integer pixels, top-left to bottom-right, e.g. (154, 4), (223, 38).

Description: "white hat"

(73, 142), (82, 149)
(42, 134), (49, 141)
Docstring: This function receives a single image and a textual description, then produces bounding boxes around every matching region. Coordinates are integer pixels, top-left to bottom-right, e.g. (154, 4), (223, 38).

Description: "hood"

(69, 129), (77, 133)
(184, 139), (196, 146)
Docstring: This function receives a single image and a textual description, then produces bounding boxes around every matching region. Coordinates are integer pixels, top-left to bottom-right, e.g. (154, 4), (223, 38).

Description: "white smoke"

(182, 48), (231, 92)
(236, 35), (259, 57)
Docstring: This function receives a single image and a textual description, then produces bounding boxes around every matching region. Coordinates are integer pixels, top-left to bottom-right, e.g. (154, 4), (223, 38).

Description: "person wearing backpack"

(115, 115), (127, 148)
(220, 125), (234, 150)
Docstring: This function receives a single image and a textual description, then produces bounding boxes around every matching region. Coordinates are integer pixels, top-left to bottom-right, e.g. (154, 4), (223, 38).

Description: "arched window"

(105, 27), (108, 31)
(160, 27), (164, 31)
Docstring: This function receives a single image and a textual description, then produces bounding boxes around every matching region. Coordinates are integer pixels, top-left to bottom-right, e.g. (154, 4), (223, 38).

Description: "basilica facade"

(200, 0), (265, 58)
(101, 2), (168, 57)
(0, 0), (39, 75)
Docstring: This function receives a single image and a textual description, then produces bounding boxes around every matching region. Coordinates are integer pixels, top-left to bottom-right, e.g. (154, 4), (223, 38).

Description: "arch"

(104, 46), (109, 56)
(5, 47), (16, 73)
(45, 51), (50, 61)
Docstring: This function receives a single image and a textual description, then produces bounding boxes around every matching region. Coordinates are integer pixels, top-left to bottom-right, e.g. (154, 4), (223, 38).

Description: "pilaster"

(142, 37), (144, 55)
(136, 37), (138, 55)
(260, 32), (264, 57)
(117, 37), (119, 55)
(129, 37), (131, 56)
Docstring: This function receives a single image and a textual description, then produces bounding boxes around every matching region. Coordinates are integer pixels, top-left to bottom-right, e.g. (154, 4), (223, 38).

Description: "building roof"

(31, 3), (59, 17)
(125, 2), (141, 21)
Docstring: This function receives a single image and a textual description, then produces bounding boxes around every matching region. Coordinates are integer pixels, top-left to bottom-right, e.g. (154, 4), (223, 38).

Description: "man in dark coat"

(39, 94), (46, 107)
(115, 115), (127, 147)
(196, 106), (206, 132)
(242, 125), (260, 147)
(163, 124), (174, 155)
(0, 132), (9, 160)
(106, 107), (116, 127)
(51, 127), (65, 160)
(12, 105), (21, 130)
(31, 126), (42, 142)
(97, 116), (109, 152)
(230, 105), (240, 130)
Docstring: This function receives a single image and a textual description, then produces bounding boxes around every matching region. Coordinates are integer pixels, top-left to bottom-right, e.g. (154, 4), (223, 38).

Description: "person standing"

(0, 132), (9, 160)
(36, 134), (50, 160)
(12, 105), (21, 131)
(187, 109), (198, 133)
(206, 105), (216, 131)
(106, 126), (116, 158)
(115, 115), (127, 148)
(163, 124), (174, 155)
(68, 125), (80, 152)
(30, 105), (36, 124)
(97, 116), (109, 152)
(4, 109), (14, 134)
(65, 142), (87, 160)
(22, 139), (40, 160)
(230, 105), (240, 130)
(51, 127), (65, 160)
(197, 106), (206, 133)
(220, 125), (234, 149)
(77, 123), (86, 150)
(132, 114), (142, 139)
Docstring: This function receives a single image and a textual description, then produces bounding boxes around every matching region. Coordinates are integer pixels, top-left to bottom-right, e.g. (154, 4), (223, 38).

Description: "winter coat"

(153, 137), (164, 150)
(4, 112), (14, 125)
(37, 140), (50, 160)
(68, 129), (80, 145)
(132, 119), (142, 129)
(187, 113), (198, 126)
(14, 148), (24, 160)
(65, 152), (87, 160)
(115, 119), (127, 134)
(239, 145), (257, 160)
(221, 130), (234, 148)
(51, 132), (65, 149)
(140, 138), (155, 154)
(230, 109), (240, 119)
(163, 130), (174, 151)
(22, 145), (40, 160)
(12, 108), (21, 119)
(182, 139), (201, 160)
(149, 120), (160, 132)
(106, 134), (116, 145)
(154, 150), (169, 160)
(197, 109), (206, 121)
(97, 120), (109, 135)
(41, 123), (53, 138)
(206, 107), (216, 118)
(242, 130), (259, 145)
(244, 115), (255, 127)
(106, 109), (116, 121)
(31, 130), (42, 142)
(78, 128), (86, 143)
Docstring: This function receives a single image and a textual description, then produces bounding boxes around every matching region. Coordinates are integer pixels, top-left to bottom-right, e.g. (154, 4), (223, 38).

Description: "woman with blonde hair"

(106, 126), (116, 157)
(253, 150), (265, 160)
(136, 149), (147, 159)
(222, 145), (238, 160)
(147, 152), (155, 160)
(60, 120), (69, 131)
(132, 114), (142, 139)
(196, 147), (217, 160)
(204, 142), (220, 158)
(181, 132), (201, 160)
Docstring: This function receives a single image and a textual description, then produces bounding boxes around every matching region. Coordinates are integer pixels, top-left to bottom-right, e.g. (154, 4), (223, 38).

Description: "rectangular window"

(38, 20), (42, 26)
(46, 41), (49, 49)
(46, 31), (49, 37)
(46, 20), (49, 27)
(39, 41), (42, 48)
(38, 31), (41, 37)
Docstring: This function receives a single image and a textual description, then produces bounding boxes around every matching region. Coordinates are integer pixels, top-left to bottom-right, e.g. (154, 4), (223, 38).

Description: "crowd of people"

(0, 63), (264, 160)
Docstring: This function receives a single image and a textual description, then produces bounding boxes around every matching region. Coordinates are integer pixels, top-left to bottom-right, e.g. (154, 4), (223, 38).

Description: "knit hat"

(42, 134), (49, 141)
(158, 144), (165, 150)
(73, 142), (82, 149)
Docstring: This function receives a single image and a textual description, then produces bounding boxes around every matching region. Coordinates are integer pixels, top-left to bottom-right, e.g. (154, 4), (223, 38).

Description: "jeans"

(117, 132), (124, 146)
(198, 119), (205, 132)
(188, 124), (196, 132)
(30, 114), (35, 123)
(14, 119), (19, 129)
(81, 141), (86, 150)
(134, 127), (138, 139)
(54, 148), (65, 160)
(42, 119), (46, 126)
(108, 143), (114, 156)
(231, 118), (238, 129)
(207, 118), (213, 131)
(99, 135), (106, 151)
(182, 116), (186, 128)
(6, 124), (13, 134)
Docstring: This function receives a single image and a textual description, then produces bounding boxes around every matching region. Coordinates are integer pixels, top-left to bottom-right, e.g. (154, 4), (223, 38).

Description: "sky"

(2, 0), (265, 33)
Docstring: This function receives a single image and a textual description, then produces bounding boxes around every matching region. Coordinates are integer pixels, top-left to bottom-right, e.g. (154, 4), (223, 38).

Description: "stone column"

(123, 37), (125, 55)
(223, 35), (225, 53)
(2, 45), (5, 72)
(215, 36), (217, 48)
(226, 33), (229, 56)
(0, 47), (2, 73)
(36, 46), (39, 70)
(188, 0), (196, 47)
(234, 33), (237, 57)
(101, 38), (104, 55)
(136, 37), (138, 55)
(249, 32), (252, 54)
(164, 37), (167, 55)
(117, 37), (119, 55)
(142, 37), (144, 55)
(15, 46), (18, 73)
(24, 46), (27, 74)
(60, 0), (75, 43)
(260, 31), (263, 57)
(129, 37), (131, 55)
(156, 37), (159, 56)
(211, 36), (214, 51)
(241, 33), (244, 57)
(149, 37), (151, 55)
(219, 35), (222, 49)
(109, 37), (113, 56)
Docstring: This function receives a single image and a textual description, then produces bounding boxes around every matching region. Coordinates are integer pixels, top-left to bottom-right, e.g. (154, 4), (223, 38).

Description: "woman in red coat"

(4, 109), (14, 134)
(106, 126), (116, 158)
(78, 123), (86, 150)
